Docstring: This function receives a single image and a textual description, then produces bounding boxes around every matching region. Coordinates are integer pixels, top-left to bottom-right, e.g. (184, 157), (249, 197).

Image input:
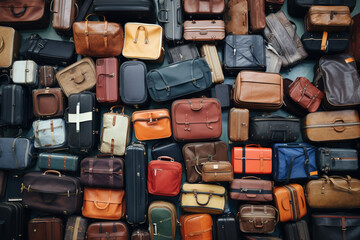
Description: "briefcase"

(87, 222), (129, 240)
(301, 32), (349, 55)
(201, 161), (234, 182)
(33, 88), (65, 118)
(287, 0), (356, 17)
(95, 57), (119, 104)
(231, 145), (272, 174)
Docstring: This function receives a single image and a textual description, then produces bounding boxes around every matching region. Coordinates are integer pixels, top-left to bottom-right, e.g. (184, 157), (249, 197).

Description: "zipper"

(11, 85), (15, 124)
(284, 185), (297, 220)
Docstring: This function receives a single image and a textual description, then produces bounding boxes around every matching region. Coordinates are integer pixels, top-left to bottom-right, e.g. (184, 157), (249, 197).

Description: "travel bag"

(184, 20), (225, 41)
(56, 58), (96, 97)
(32, 118), (67, 149)
(21, 170), (83, 215)
(230, 177), (273, 202)
(172, 98), (222, 141)
(282, 78), (308, 118)
(180, 214), (213, 240)
(82, 187), (126, 220)
(216, 213), (239, 240)
(248, 0), (266, 33)
(316, 148), (358, 173)
(306, 175), (360, 209)
(231, 145), (272, 174)
(51, 0), (79, 33)
(183, 0), (225, 15)
(301, 32), (350, 55)
(228, 108), (249, 142)
(131, 228), (150, 240)
(284, 220), (310, 240)
(87, 222), (129, 240)
(0, 138), (34, 170)
(272, 143), (318, 182)
(302, 110), (360, 142)
(28, 217), (63, 240)
(0, 26), (20, 68)
(158, 0), (183, 44)
(350, 13), (360, 63)
(100, 105), (131, 156)
(11, 60), (38, 86)
(201, 161), (234, 182)
(0, 202), (24, 240)
(95, 57), (119, 104)
(119, 61), (148, 108)
(80, 156), (124, 189)
(287, 0), (356, 17)
(201, 44), (224, 84)
(151, 141), (183, 163)
(64, 216), (88, 240)
(39, 66), (57, 87)
(38, 152), (79, 173)
(167, 43), (200, 64)
(265, 47), (283, 73)
(148, 201), (177, 240)
(33, 88), (65, 118)
(224, 0), (248, 35)
(210, 84), (231, 108)
(147, 59), (212, 102)
(233, 71), (283, 110)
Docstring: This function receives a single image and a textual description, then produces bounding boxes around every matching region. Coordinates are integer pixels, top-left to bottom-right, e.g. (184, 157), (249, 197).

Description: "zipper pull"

(233, 48), (236, 56)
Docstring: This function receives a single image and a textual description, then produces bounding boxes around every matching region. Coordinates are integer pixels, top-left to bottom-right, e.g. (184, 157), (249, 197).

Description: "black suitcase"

(301, 32), (349, 56)
(216, 213), (239, 240)
(158, 0), (183, 44)
(151, 140), (183, 162)
(125, 142), (147, 225)
(167, 43), (200, 64)
(210, 84), (232, 108)
(316, 148), (358, 173)
(0, 170), (7, 199)
(1, 84), (32, 128)
(93, 0), (156, 23)
(67, 92), (98, 152)
(0, 202), (24, 240)
(120, 61), (148, 108)
(284, 220), (311, 240)
(287, 0), (356, 17)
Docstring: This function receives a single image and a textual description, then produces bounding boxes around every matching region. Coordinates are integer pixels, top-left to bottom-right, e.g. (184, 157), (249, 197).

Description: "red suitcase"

(96, 57), (119, 104)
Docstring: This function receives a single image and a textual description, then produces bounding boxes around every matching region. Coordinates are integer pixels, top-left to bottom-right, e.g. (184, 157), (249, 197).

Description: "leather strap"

(48, 154), (51, 169)
(63, 155), (67, 171)
(109, 159), (114, 186)
(84, 14), (108, 49)
(186, 227), (212, 237)
(110, 139), (114, 154)
(24, 60), (29, 84)
(35, 121), (43, 147)
(321, 31), (328, 51)
(50, 120), (56, 146)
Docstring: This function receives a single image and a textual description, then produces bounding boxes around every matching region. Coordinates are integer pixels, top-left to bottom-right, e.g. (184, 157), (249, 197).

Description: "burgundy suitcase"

(96, 57), (120, 104)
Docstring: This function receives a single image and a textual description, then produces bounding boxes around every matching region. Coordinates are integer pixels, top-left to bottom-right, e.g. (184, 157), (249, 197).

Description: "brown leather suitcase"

(0, 26), (20, 68)
(87, 222), (129, 240)
(350, 13), (360, 63)
(28, 217), (63, 240)
(184, 20), (225, 41)
(131, 228), (150, 240)
(39, 66), (57, 87)
(64, 216), (88, 240)
(238, 205), (278, 234)
(248, 0), (266, 33)
(180, 214), (213, 240)
(228, 108), (249, 142)
(302, 110), (360, 142)
(183, 0), (225, 15)
(230, 176), (273, 202)
(51, 0), (79, 32)
(33, 88), (65, 118)
(225, 0), (248, 35)
(95, 57), (119, 104)
(201, 161), (234, 182)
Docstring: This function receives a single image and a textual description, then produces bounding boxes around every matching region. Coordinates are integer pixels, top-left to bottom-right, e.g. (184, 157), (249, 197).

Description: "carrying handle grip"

(71, 72), (86, 84)
(193, 190), (213, 206)
(333, 119), (345, 132)
(11, 6), (27, 17)
(157, 9), (168, 23)
(157, 156), (175, 162)
(188, 99), (203, 111)
(0, 35), (4, 53)
(110, 105), (124, 114)
(43, 170), (62, 177)
(241, 176), (261, 180)
(85, 13), (106, 21)
(134, 26), (149, 44)
(94, 201), (110, 210)
(245, 144), (262, 148)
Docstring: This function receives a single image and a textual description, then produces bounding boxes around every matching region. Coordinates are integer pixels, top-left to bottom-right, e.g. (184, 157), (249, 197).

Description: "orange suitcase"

(273, 183), (307, 222)
(231, 145), (272, 174)
(180, 214), (213, 240)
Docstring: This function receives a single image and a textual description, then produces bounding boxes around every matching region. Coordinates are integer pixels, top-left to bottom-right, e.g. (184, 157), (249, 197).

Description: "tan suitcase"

(200, 44), (224, 84)
(228, 108), (249, 142)
(0, 26), (20, 68)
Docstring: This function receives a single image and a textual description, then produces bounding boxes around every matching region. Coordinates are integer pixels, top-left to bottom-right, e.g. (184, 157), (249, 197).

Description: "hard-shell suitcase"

(201, 44), (224, 84)
(0, 26), (20, 68)
(38, 152), (80, 173)
(95, 57), (119, 104)
(64, 215), (88, 240)
(0, 202), (24, 240)
(11, 60), (38, 86)
(231, 145), (272, 174)
(67, 92), (98, 152)
(183, 20), (225, 41)
(87, 221), (129, 240)
(28, 217), (63, 240)
(284, 220), (310, 240)
(316, 148), (358, 173)
(148, 201), (177, 240)
(32, 118), (67, 149)
(0, 137), (35, 170)
(52, 0), (79, 33)
(158, 0), (183, 44)
(125, 142), (147, 224)
(228, 108), (249, 142)
(216, 213), (239, 240)
(238, 204), (278, 233)
(33, 88), (65, 118)
(287, 0), (356, 17)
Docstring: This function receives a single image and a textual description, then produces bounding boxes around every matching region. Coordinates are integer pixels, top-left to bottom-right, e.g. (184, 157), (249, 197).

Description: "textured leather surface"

(232, 146), (272, 174)
(95, 57), (119, 103)
(183, 0), (225, 15)
(228, 108), (249, 142)
(239, 205), (278, 233)
(33, 88), (64, 118)
(282, 78), (308, 118)
(0, 26), (20, 68)
(225, 0), (248, 35)
(39, 66), (57, 87)
(28, 217), (63, 240)
(248, 0), (266, 32)
(183, 20), (225, 41)
(201, 161), (234, 182)
(316, 148), (359, 173)
(230, 177), (273, 201)
(52, 0), (77, 31)
(180, 214), (213, 240)
(287, 0), (356, 17)
(87, 222), (128, 240)
(131, 228), (150, 240)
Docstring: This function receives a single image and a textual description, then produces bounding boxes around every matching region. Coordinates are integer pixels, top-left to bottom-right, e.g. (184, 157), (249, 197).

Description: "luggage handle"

(71, 72), (86, 84)
(245, 144), (262, 148)
(325, 175), (360, 192)
(193, 190), (213, 206)
(241, 176), (261, 180)
(34, 92), (60, 117)
(11, 6), (26, 17)
(94, 201), (110, 210)
(157, 9), (168, 23)
(43, 170), (62, 177)
(134, 26), (149, 44)
(110, 105), (125, 114)
(188, 98), (203, 111)
(85, 13), (106, 22)
(84, 14), (108, 49)
(333, 119), (345, 132)
(157, 156), (175, 162)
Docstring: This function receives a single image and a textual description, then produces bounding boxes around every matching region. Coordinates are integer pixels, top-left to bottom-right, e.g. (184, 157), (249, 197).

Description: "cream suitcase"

(11, 60), (38, 86)
(0, 26), (20, 68)
(200, 44), (224, 84)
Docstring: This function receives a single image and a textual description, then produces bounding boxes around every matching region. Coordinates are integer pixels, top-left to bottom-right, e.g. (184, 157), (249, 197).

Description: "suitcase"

(0, 171), (7, 198)
(0, 138), (35, 170)
(64, 216), (88, 240)
(228, 108), (249, 142)
(210, 84), (231, 108)
(301, 32), (350, 55)
(201, 44), (224, 84)
(125, 142), (147, 225)
(230, 177), (273, 202)
(225, 0), (248, 35)
(184, 20), (225, 41)
(284, 220), (310, 240)
(95, 57), (119, 104)
(201, 161), (234, 182)
(40, 65), (57, 88)
(119, 61), (148, 108)
(0, 26), (20, 68)
(316, 148), (358, 173)
(87, 222), (129, 240)
(11, 60), (38, 86)
(265, 47), (282, 73)
(183, 0), (225, 16)
(28, 217), (63, 240)
(0, 202), (24, 240)
(180, 214), (213, 240)
(282, 78), (308, 118)
(38, 152), (80, 173)
(216, 213), (239, 240)
(131, 228), (150, 240)
(350, 13), (360, 63)
(67, 92), (98, 152)
(248, 0), (266, 33)
(266, 0), (285, 13)
(158, 0), (183, 44)
(167, 44), (200, 64)
(151, 140), (183, 162)
(148, 201), (177, 240)
(32, 118), (67, 149)
(231, 145), (272, 174)
(287, 0), (356, 17)
(302, 110), (360, 142)
(33, 88), (65, 118)
(52, 0), (79, 32)
(273, 184), (307, 222)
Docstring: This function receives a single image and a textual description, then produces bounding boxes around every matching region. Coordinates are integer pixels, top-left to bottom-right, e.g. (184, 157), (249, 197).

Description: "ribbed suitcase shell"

(201, 44), (224, 83)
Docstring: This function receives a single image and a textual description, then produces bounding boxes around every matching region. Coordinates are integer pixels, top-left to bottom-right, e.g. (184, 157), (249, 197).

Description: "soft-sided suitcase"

(301, 32), (350, 55)
(0, 138), (35, 170)
(201, 161), (234, 182)
(67, 92), (98, 152)
(228, 108), (249, 142)
(0, 26), (20, 68)
(0, 202), (24, 240)
(216, 213), (239, 240)
(125, 142), (147, 225)
(32, 118), (67, 149)
(151, 140), (183, 162)
(131, 228), (150, 240)
(284, 220), (310, 240)
(148, 201), (177, 240)
(11, 60), (38, 86)
(87, 222), (129, 240)
(64, 215), (88, 240)
(287, 0), (356, 17)
(231, 145), (272, 174)
(158, 0), (183, 44)
(180, 214), (213, 240)
(33, 88), (65, 118)
(210, 84), (231, 108)
(230, 177), (273, 202)
(96, 57), (119, 104)
(201, 44), (224, 84)
(248, 0), (266, 33)
(28, 217), (63, 240)
(316, 148), (358, 173)
(120, 61), (148, 108)
(38, 152), (80, 173)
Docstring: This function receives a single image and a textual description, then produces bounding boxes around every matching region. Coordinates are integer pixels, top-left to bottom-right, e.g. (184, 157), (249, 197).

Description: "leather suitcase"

(64, 216), (88, 240)
(216, 213), (239, 240)
(201, 44), (224, 84)
(0, 26), (20, 68)
(183, 0), (225, 15)
(350, 13), (360, 63)
(312, 213), (360, 240)
(273, 184), (307, 222)
(52, 0), (79, 32)
(0, 171), (7, 198)
(180, 214), (213, 240)
(120, 61), (148, 108)
(272, 143), (318, 182)
(305, 6), (351, 32)
(100, 106), (131, 156)
(67, 92), (98, 152)
(96, 57), (119, 104)
(302, 32), (350, 55)
(248, 0), (266, 33)
(39, 66), (57, 87)
(201, 161), (233, 182)
(81, 156), (124, 189)
(183, 141), (228, 183)
(57, 58), (96, 97)
(210, 84), (231, 108)
(28, 217), (63, 240)
(33, 118), (67, 149)
(148, 201), (177, 240)
(82, 187), (125, 220)
(230, 177), (273, 202)
(151, 141), (183, 162)
(87, 222), (129, 240)
(284, 220), (310, 240)
(33, 88), (65, 118)
(158, 0), (183, 44)
(125, 142), (147, 225)
(223, 35), (266, 73)
(0, 138), (35, 170)
(306, 175), (360, 208)
(233, 71), (283, 110)
(302, 110), (360, 142)
(282, 78), (308, 118)
(225, 0), (248, 35)
(131, 228), (150, 240)
(231, 145), (272, 174)
(167, 43), (200, 64)
(38, 152), (80, 173)
(316, 148), (358, 173)
(184, 20), (225, 41)
(11, 60), (38, 86)
(22, 170), (83, 215)
(172, 98), (222, 141)
(228, 108), (249, 142)
(147, 156), (182, 196)
(287, 0), (356, 17)
(266, 0), (285, 13)
(0, 202), (24, 240)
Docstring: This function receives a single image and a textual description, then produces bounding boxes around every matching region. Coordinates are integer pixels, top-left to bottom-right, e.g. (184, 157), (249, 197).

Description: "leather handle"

(241, 176), (261, 180)
(94, 201), (110, 210)
(188, 99), (203, 111)
(333, 119), (345, 132)
(157, 156), (175, 161)
(11, 6), (27, 17)
(134, 26), (149, 44)
(110, 105), (124, 114)
(245, 144), (262, 148)
(71, 72), (86, 84)
(43, 170), (62, 177)
(85, 13), (106, 21)
(193, 190), (213, 206)
(329, 177), (360, 192)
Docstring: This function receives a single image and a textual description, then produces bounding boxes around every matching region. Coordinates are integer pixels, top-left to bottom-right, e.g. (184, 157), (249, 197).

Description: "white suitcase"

(32, 118), (67, 149)
(11, 60), (38, 86)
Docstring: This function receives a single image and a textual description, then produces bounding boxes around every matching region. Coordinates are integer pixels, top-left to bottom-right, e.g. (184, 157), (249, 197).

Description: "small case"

(38, 152), (80, 172)
(33, 118), (67, 149)
(316, 148), (358, 173)
(33, 88), (65, 118)
(11, 60), (38, 86)
(238, 205), (278, 234)
(231, 145), (272, 174)
(201, 44), (224, 84)
(230, 177), (273, 202)
(96, 57), (119, 104)
(39, 66), (57, 87)
(151, 140), (183, 162)
(282, 78), (308, 118)
(201, 161), (234, 182)
(210, 84), (231, 108)
(228, 108), (249, 142)
(184, 20), (225, 41)
(168, 43), (200, 64)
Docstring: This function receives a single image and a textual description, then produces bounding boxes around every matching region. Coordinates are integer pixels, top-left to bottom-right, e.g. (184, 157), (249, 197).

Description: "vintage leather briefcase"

(248, 0), (266, 33)
(96, 57), (119, 104)
(201, 44), (224, 84)
(233, 71), (283, 110)
(183, 0), (225, 15)
(51, 0), (79, 32)
(87, 222), (128, 240)
(172, 98), (222, 141)
(183, 141), (229, 183)
(184, 20), (225, 41)
(302, 110), (360, 142)
(0, 138), (35, 170)
(238, 205), (278, 234)
(306, 175), (360, 209)
(33, 88), (64, 118)
(39, 66), (57, 87)
(225, 0), (248, 35)
(230, 177), (273, 202)
(22, 170), (83, 215)
(73, 14), (124, 57)
(148, 201), (177, 240)
(316, 148), (358, 173)
(167, 43), (200, 63)
(64, 216), (88, 240)
(33, 118), (67, 149)
(201, 161), (234, 182)
(232, 145), (272, 174)
(180, 214), (213, 240)
(28, 217), (63, 240)
(38, 152), (79, 173)
(158, 0), (183, 44)
(0, 26), (20, 68)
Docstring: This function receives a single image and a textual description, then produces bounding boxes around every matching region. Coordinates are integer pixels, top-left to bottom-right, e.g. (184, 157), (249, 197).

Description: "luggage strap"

(12, 138), (20, 168)
(84, 14), (108, 49)
(287, 146), (310, 181)
(68, 102), (93, 133)
(321, 31), (328, 52)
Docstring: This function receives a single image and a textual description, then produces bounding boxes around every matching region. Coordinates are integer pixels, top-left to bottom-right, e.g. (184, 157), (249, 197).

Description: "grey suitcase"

(316, 148), (358, 173)
(158, 0), (183, 44)
(0, 138), (35, 170)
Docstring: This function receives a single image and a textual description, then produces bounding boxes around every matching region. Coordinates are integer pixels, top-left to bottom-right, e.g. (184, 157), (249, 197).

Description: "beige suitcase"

(200, 44), (224, 84)
(0, 26), (20, 68)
